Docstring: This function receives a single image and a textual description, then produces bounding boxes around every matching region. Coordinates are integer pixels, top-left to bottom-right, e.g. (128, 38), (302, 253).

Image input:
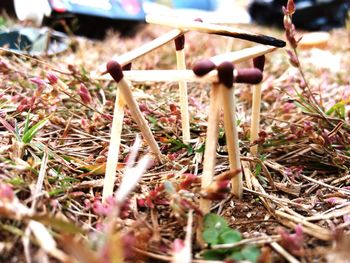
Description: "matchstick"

(217, 61), (243, 198)
(209, 45), (276, 66)
(175, 34), (191, 145)
(192, 59), (222, 245)
(250, 55), (265, 156)
(146, 15), (286, 47)
(102, 88), (125, 201)
(197, 82), (222, 246)
(95, 29), (183, 76)
(106, 61), (163, 161)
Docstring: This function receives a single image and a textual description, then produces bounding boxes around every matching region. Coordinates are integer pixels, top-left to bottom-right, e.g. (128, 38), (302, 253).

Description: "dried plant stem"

(176, 49), (191, 145)
(102, 89), (125, 201)
(197, 84), (221, 246)
(220, 85), (242, 198)
(275, 210), (332, 241)
(250, 84), (262, 156)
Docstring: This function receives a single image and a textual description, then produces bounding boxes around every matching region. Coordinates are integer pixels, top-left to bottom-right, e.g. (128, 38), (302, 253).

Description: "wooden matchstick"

(96, 68), (261, 84)
(250, 55), (265, 156)
(174, 34), (191, 145)
(102, 88), (125, 201)
(146, 15), (286, 47)
(192, 59), (222, 246)
(197, 81), (222, 246)
(217, 61), (243, 198)
(95, 29), (183, 76)
(106, 61), (163, 161)
(209, 45), (276, 66)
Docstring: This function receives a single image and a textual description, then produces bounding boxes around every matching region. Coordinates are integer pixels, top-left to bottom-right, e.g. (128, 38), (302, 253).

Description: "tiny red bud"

(78, 83), (92, 104)
(287, 0), (296, 15)
(47, 73), (58, 85)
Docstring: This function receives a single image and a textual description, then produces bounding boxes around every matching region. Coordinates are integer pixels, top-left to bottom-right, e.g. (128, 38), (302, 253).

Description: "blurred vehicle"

(3, 0), (146, 26)
(249, 0), (350, 30)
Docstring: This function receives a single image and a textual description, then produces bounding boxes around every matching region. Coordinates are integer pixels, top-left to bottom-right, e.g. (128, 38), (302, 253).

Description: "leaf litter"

(1, 11), (350, 263)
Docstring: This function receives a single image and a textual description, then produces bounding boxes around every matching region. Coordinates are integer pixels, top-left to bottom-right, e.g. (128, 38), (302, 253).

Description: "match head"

(175, 34), (185, 51)
(106, 60), (124, 82)
(122, 63), (132, 71)
(192, 59), (216, 77)
(235, 68), (263, 84)
(217, 61), (234, 88)
(253, 55), (265, 72)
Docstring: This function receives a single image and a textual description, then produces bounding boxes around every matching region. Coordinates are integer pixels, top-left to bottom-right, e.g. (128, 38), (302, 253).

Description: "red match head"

(253, 55), (265, 72)
(217, 61), (234, 88)
(122, 63), (132, 71)
(175, 34), (185, 51)
(106, 60), (124, 82)
(235, 68), (263, 84)
(192, 59), (216, 77)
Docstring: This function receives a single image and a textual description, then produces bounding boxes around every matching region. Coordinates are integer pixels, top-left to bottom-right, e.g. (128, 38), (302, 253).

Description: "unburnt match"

(175, 34), (191, 145)
(197, 69), (222, 246)
(146, 15), (286, 48)
(106, 61), (163, 161)
(102, 89), (125, 201)
(250, 55), (265, 156)
(217, 61), (242, 198)
(209, 45), (276, 66)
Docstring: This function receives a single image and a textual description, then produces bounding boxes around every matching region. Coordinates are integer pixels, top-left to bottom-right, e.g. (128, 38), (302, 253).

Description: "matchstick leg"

(250, 84), (262, 156)
(118, 78), (163, 161)
(221, 85), (243, 198)
(197, 84), (221, 245)
(102, 89), (125, 201)
(107, 61), (163, 162)
(175, 47), (191, 145)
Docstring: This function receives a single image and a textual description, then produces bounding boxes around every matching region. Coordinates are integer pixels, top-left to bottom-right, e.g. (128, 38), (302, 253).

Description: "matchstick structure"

(96, 15), (284, 239)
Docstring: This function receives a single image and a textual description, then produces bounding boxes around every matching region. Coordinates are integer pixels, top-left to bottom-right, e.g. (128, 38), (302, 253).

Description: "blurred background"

(0, 0), (349, 37)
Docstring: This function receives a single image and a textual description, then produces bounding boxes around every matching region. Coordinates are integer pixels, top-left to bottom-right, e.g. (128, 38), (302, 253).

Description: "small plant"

(202, 213), (260, 262)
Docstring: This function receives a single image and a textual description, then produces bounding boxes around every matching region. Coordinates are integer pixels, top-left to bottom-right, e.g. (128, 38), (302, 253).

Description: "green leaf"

(202, 228), (219, 245)
(219, 229), (241, 244)
(203, 213), (228, 232)
(241, 246), (260, 263)
(23, 111), (31, 136)
(22, 116), (50, 143)
(326, 102), (345, 119)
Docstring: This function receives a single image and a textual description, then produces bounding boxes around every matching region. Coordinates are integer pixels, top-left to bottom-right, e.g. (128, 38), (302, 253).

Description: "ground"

(0, 16), (350, 263)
